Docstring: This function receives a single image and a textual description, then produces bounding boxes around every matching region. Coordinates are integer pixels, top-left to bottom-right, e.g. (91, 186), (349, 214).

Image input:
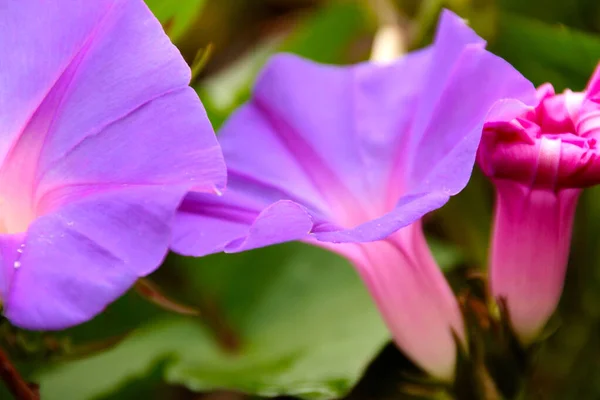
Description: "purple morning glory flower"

(172, 10), (535, 380)
(0, 0), (225, 329)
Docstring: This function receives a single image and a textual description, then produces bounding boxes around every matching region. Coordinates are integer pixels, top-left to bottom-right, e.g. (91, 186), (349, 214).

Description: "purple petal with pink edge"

(4, 186), (185, 330)
(172, 9), (535, 257)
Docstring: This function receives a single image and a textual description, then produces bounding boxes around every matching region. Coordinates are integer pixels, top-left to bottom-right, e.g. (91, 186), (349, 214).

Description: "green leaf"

(36, 244), (389, 400)
(144, 0), (205, 41)
(491, 13), (600, 91)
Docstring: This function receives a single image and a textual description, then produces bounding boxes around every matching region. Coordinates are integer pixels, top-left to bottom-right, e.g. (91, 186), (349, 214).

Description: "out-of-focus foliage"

(491, 13), (600, 90)
(498, 0), (600, 32)
(4, 0), (600, 399)
(145, 0), (206, 41)
(200, 0), (372, 129)
(35, 244), (389, 400)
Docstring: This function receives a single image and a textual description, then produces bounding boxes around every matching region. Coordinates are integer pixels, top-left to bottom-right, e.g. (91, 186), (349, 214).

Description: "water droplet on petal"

(14, 261), (21, 269)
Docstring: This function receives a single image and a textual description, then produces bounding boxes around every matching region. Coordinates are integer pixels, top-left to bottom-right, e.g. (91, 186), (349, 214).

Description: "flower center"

(0, 188), (36, 235)
(0, 150), (39, 235)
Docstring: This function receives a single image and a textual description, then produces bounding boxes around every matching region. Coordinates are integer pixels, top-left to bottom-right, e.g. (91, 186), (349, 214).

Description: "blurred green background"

(3, 0), (600, 399)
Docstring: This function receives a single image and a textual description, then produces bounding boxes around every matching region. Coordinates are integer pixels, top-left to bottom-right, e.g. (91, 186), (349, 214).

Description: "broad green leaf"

(144, 0), (205, 41)
(37, 244), (389, 400)
(491, 13), (600, 90)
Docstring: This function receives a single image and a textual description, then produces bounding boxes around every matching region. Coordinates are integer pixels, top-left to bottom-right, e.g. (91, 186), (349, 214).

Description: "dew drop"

(14, 261), (21, 269)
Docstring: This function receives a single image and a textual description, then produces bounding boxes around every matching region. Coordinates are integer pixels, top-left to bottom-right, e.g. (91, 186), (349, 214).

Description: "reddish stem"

(0, 347), (39, 400)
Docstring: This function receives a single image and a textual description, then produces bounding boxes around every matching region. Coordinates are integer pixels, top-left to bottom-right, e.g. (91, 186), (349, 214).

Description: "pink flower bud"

(478, 64), (600, 344)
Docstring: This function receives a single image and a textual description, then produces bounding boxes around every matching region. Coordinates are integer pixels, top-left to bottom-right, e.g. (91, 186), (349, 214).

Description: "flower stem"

(0, 347), (39, 400)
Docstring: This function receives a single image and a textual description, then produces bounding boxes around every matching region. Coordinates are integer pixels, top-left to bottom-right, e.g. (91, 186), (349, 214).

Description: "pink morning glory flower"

(172, 10), (535, 380)
(479, 64), (600, 344)
(0, 0), (225, 329)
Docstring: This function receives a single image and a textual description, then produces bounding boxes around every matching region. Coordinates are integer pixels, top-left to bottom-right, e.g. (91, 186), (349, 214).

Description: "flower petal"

(4, 186), (185, 329)
(1, 0), (225, 210)
(172, 10), (534, 256)
(585, 62), (600, 101)
(403, 46), (537, 196)
(333, 224), (464, 381)
(0, 234), (25, 304)
(489, 181), (580, 344)
(0, 0), (225, 328)
(0, 0), (111, 162)
(312, 191), (450, 243)
(36, 88), (223, 213)
(408, 9), (485, 134)
(173, 193), (314, 256)
(172, 48), (435, 255)
(243, 50), (434, 215)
